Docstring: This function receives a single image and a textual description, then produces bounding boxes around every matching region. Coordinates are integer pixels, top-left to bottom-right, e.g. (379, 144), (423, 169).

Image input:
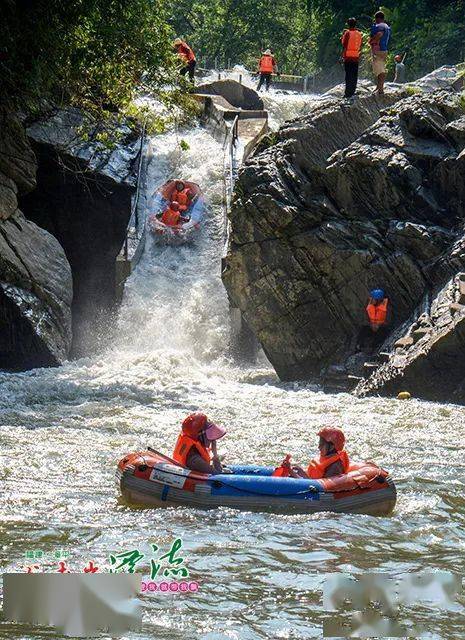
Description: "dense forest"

(172, 0), (465, 78)
(1, 0), (464, 115)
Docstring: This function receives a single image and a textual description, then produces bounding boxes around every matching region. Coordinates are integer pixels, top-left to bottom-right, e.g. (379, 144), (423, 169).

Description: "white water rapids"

(1, 86), (465, 639)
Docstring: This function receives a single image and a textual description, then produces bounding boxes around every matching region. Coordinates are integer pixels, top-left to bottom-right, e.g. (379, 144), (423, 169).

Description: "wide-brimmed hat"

(205, 421), (226, 441)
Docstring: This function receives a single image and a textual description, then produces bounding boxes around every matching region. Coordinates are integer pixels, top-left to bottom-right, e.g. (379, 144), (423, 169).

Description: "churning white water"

(1, 92), (465, 639)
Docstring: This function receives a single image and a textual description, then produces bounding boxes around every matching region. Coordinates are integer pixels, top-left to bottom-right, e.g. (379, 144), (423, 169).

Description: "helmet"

(175, 180), (185, 190)
(173, 38), (183, 46)
(263, 49), (272, 55)
(182, 412), (208, 438)
(170, 201), (180, 211)
(370, 288), (385, 301)
(318, 426), (345, 452)
(395, 54), (402, 62)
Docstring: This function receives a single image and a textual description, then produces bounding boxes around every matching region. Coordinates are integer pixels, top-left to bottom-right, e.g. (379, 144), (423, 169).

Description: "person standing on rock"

(173, 38), (196, 82)
(369, 11), (391, 95)
(394, 53), (406, 83)
(357, 288), (391, 353)
(257, 49), (278, 91)
(341, 17), (363, 100)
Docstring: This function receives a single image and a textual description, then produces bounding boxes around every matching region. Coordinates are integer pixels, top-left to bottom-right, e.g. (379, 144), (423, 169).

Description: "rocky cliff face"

(0, 107), (72, 369)
(20, 108), (140, 356)
(223, 79), (465, 396)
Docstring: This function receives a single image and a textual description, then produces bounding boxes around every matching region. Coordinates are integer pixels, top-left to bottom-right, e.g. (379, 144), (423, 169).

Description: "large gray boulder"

(22, 107), (139, 356)
(223, 85), (465, 387)
(0, 108), (72, 369)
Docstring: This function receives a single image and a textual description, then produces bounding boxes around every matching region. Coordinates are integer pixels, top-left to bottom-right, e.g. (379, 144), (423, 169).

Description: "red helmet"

(318, 426), (345, 452)
(170, 201), (180, 211)
(182, 412), (208, 438)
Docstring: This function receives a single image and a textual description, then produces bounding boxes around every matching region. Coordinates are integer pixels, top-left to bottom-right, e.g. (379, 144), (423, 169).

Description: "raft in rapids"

(117, 450), (396, 516)
(147, 179), (206, 242)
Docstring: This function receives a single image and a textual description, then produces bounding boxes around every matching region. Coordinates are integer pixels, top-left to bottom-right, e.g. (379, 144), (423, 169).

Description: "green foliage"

(179, 139), (191, 150)
(169, 0), (465, 79)
(0, 0), (177, 118)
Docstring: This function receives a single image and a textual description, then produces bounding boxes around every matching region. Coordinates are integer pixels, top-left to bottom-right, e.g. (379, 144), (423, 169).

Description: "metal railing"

(123, 121), (147, 260)
(196, 63), (317, 93)
(222, 115), (239, 253)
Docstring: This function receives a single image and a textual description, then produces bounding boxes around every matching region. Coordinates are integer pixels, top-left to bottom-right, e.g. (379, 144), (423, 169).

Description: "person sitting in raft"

(173, 412), (231, 474)
(290, 426), (350, 479)
(158, 201), (184, 227)
(171, 181), (192, 213)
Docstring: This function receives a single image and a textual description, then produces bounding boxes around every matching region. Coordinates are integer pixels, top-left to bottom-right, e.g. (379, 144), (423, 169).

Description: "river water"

(1, 87), (465, 639)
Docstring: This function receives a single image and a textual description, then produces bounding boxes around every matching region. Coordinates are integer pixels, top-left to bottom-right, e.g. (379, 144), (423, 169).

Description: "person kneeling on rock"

(173, 412), (232, 474)
(356, 288), (391, 353)
(284, 427), (350, 479)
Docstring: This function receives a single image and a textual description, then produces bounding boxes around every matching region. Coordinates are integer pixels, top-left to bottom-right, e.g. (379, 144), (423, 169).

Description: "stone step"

(363, 362), (379, 370)
(450, 302), (465, 314)
(458, 280), (465, 305)
(395, 336), (414, 349)
(412, 327), (430, 342)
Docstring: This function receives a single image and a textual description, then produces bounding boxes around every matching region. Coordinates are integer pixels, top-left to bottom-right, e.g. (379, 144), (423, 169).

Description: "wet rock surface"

(0, 109), (72, 369)
(21, 107), (139, 356)
(223, 77), (465, 399)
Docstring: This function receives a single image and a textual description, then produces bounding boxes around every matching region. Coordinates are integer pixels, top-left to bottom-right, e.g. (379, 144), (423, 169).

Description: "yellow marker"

(397, 391), (411, 400)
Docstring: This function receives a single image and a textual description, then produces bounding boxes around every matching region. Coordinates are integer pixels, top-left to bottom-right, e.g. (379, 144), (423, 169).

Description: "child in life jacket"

(288, 426), (350, 479)
(172, 413), (232, 474)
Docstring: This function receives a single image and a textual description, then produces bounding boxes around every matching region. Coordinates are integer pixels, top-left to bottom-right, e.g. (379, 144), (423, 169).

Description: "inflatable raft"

(117, 450), (396, 516)
(147, 180), (206, 243)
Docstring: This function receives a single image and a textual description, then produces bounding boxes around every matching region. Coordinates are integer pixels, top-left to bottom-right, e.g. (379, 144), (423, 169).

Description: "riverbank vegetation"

(172, 0), (465, 79)
(1, 0), (464, 119)
(0, 0), (195, 132)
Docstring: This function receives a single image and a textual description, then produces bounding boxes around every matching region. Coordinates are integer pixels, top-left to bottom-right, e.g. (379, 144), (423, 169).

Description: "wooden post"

(239, 74), (242, 84)
(228, 58), (231, 69)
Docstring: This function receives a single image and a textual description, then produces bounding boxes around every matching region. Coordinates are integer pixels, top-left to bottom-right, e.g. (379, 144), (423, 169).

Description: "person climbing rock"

(357, 288), (391, 352)
(173, 413), (231, 474)
(393, 53), (406, 83)
(369, 11), (391, 95)
(173, 38), (196, 82)
(257, 49), (278, 91)
(341, 17), (363, 100)
(288, 427), (351, 479)
(171, 180), (192, 212)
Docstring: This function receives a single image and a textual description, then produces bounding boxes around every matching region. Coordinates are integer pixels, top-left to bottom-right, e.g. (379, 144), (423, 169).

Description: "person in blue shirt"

(369, 11), (391, 95)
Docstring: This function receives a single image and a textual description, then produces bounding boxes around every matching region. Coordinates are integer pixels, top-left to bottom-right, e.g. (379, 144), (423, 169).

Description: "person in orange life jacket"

(159, 201), (185, 227)
(257, 49), (278, 92)
(341, 18), (363, 99)
(172, 412), (232, 474)
(171, 180), (192, 212)
(173, 38), (196, 82)
(356, 288), (391, 352)
(289, 427), (350, 479)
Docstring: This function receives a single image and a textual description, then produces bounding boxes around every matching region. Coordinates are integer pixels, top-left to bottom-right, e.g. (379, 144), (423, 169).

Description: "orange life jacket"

(177, 42), (196, 63)
(259, 55), (275, 73)
(366, 298), (389, 328)
(172, 189), (191, 211)
(161, 207), (181, 226)
(173, 433), (211, 467)
(342, 29), (363, 60)
(307, 450), (350, 479)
